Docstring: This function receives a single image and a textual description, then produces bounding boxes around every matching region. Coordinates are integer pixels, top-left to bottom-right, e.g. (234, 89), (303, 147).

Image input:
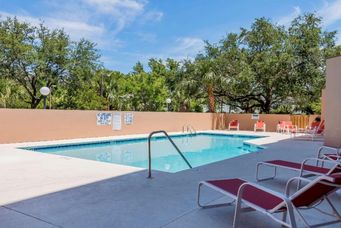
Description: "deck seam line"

(1, 205), (63, 228)
(159, 196), (226, 227)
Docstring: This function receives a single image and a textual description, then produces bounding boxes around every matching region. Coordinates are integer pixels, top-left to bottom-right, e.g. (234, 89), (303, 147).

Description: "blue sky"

(1, 0), (341, 73)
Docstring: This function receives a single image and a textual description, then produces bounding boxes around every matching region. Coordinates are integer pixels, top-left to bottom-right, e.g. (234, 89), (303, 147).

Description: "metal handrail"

(183, 124), (197, 135)
(148, 130), (192, 178)
(189, 125), (196, 134)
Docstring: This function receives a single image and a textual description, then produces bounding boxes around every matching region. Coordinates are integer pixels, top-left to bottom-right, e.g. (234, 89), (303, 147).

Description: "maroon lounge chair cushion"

(292, 173), (341, 207)
(207, 178), (284, 210)
(324, 154), (341, 160)
(265, 160), (330, 174)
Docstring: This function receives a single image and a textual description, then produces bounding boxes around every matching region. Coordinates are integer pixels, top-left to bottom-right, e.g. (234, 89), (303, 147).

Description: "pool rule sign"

(112, 112), (122, 130)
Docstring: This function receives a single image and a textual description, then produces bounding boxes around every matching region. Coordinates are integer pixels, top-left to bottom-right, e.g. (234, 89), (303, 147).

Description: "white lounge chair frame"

(256, 157), (340, 182)
(316, 146), (341, 163)
(197, 175), (341, 228)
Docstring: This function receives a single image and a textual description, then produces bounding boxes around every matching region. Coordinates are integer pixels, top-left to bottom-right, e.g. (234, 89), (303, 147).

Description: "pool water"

(25, 133), (263, 173)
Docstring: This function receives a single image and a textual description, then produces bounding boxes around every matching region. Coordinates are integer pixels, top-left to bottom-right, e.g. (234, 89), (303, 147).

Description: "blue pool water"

(24, 133), (263, 173)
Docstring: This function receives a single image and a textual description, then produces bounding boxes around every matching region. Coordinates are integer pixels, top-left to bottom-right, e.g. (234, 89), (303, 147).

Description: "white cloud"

(141, 11), (164, 23)
(117, 37), (205, 66)
(172, 37), (205, 57)
(136, 32), (157, 43)
(277, 6), (301, 26)
(82, 0), (147, 34)
(0, 0), (163, 50)
(318, 0), (341, 26)
(0, 0), (167, 72)
(277, 1), (341, 28)
(83, 0), (145, 13)
(0, 11), (105, 43)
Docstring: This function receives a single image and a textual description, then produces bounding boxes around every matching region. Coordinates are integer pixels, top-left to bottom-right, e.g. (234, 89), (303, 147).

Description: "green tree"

(289, 13), (340, 113)
(57, 39), (103, 109)
(212, 33), (258, 113)
(0, 17), (69, 108)
(242, 18), (294, 113)
(195, 45), (220, 113)
(173, 60), (203, 112)
(128, 60), (169, 111)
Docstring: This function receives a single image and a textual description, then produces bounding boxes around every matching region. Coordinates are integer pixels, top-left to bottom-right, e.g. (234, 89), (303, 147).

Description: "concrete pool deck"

(0, 131), (340, 227)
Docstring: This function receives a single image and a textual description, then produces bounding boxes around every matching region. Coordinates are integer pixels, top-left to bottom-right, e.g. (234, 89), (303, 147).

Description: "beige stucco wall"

(0, 109), (318, 143)
(0, 109), (214, 143)
(325, 56), (341, 147)
(321, 89), (326, 121)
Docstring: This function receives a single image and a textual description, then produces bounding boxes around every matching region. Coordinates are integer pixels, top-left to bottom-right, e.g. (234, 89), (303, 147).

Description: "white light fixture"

(166, 98), (172, 112)
(40, 87), (51, 96)
(40, 87), (51, 109)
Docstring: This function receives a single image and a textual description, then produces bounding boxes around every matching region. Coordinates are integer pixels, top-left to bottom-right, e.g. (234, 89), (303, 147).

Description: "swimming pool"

(24, 133), (263, 173)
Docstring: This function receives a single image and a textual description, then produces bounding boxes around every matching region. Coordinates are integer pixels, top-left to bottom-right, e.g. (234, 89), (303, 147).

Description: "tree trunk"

(207, 84), (215, 113)
(262, 99), (271, 114)
(30, 96), (41, 109)
(179, 101), (190, 112)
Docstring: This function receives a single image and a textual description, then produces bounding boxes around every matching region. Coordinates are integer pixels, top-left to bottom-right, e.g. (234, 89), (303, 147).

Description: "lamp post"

(166, 98), (172, 111)
(40, 86), (50, 109)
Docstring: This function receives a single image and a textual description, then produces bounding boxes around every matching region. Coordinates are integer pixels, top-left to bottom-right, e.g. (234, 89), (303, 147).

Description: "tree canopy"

(0, 14), (340, 113)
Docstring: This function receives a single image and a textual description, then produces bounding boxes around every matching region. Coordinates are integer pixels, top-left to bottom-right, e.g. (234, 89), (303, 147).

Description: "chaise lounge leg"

(197, 183), (204, 207)
(256, 163), (277, 181)
(294, 207), (309, 228)
(283, 201), (297, 228)
(325, 196), (341, 220)
(232, 194), (242, 228)
(197, 183), (234, 208)
(282, 211), (288, 226)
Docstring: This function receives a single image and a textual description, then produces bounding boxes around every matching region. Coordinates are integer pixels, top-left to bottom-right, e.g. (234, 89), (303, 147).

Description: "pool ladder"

(148, 130), (192, 178)
(182, 124), (197, 135)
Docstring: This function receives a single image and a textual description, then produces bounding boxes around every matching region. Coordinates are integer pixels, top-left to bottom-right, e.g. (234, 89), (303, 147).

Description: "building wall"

(325, 56), (341, 147)
(0, 109), (317, 143)
(321, 89), (326, 121)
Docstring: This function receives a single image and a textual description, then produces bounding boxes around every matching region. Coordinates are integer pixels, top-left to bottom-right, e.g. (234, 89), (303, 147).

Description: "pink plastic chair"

(254, 120), (266, 132)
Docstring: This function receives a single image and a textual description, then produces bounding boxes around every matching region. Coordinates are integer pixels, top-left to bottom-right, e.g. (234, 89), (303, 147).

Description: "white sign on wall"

(124, 113), (134, 125)
(112, 112), (122, 130)
(251, 114), (260, 120)
(96, 113), (112, 126)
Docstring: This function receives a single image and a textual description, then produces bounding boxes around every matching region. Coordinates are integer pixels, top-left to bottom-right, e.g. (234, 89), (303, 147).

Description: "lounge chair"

(197, 173), (341, 227)
(317, 146), (341, 162)
(228, 120), (239, 131)
(254, 120), (266, 132)
(277, 121), (297, 134)
(293, 120), (325, 141)
(256, 157), (341, 181)
(307, 120), (323, 132)
(285, 121), (298, 134)
(277, 121), (286, 133)
(306, 120), (325, 140)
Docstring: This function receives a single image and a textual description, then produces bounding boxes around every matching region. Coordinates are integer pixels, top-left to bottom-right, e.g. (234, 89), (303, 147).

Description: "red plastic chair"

(228, 120), (239, 131)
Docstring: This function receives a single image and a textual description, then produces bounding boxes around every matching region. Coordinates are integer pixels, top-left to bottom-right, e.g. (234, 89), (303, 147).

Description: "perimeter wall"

(0, 109), (317, 143)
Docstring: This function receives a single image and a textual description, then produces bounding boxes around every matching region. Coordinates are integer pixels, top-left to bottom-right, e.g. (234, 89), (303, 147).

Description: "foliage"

(0, 18), (70, 108)
(0, 14), (340, 114)
(197, 14), (340, 113)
